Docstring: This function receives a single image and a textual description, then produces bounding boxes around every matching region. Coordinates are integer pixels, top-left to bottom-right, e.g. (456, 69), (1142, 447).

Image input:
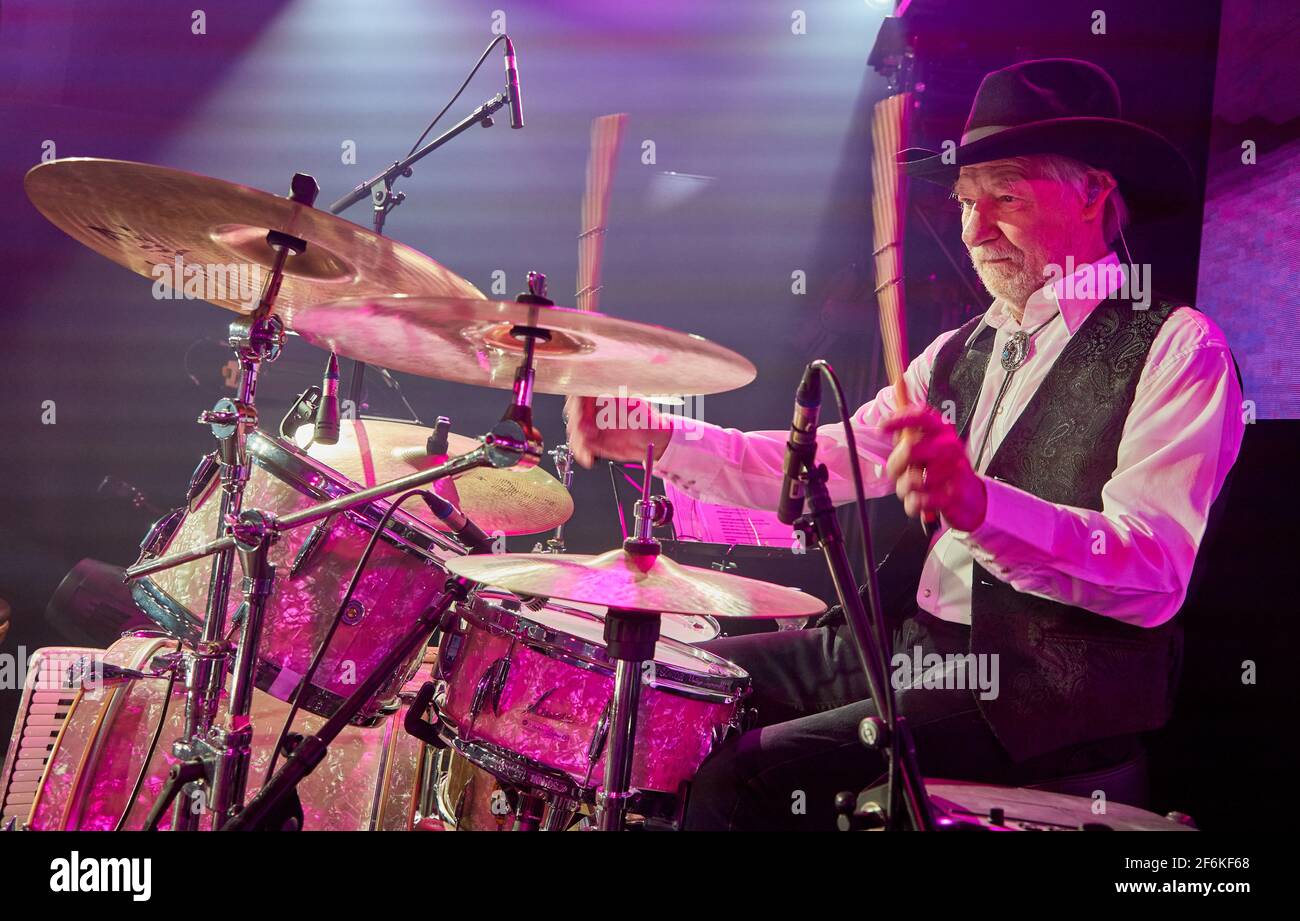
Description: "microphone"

(314, 353), (341, 445)
(777, 362), (822, 525)
(421, 491), (494, 555)
(504, 37), (524, 129)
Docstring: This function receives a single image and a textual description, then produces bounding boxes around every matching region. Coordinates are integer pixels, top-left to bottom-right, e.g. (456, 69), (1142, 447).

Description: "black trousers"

(683, 608), (1139, 831)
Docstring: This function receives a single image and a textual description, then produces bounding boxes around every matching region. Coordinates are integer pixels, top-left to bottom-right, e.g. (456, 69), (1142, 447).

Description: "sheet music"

(661, 480), (797, 547)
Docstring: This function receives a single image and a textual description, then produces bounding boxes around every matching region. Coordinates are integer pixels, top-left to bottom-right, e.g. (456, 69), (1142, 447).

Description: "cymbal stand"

(596, 443), (673, 832)
(164, 172), (319, 831)
(533, 444), (575, 553)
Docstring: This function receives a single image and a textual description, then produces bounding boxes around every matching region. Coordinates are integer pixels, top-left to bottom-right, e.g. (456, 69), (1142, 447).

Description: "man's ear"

(1082, 170), (1117, 221)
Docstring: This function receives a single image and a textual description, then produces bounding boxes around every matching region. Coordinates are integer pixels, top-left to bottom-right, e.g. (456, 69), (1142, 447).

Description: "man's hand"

(882, 407), (987, 532)
(564, 395), (673, 468)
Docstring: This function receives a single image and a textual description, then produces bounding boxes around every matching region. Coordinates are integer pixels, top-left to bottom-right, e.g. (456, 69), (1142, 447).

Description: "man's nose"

(961, 201), (999, 250)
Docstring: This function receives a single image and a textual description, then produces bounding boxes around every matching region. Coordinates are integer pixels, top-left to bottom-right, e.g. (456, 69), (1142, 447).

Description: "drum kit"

(9, 154), (1196, 834)
(16, 154), (822, 833)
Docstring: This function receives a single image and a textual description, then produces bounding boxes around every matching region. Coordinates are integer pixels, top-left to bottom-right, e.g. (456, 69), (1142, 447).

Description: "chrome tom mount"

(155, 172), (317, 832)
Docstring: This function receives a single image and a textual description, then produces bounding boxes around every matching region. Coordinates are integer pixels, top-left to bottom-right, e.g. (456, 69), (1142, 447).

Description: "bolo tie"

(969, 310), (1062, 472)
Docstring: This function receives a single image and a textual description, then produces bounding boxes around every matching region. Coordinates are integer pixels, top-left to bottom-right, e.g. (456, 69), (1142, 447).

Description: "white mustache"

(973, 250), (1020, 264)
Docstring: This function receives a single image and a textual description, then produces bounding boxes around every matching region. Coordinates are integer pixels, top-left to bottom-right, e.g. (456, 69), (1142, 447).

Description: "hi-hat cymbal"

(445, 549), (826, 618)
(290, 295), (757, 397)
(303, 418), (572, 537)
(24, 158), (482, 319)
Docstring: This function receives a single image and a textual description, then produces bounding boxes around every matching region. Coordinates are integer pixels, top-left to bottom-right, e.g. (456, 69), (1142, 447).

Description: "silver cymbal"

(24, 158), (483, 319)
(290, 295), (758, 397)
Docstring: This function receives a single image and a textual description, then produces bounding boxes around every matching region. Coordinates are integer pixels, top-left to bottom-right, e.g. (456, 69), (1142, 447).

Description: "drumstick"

(870, 92), (934, 529)
(576, 113), (627, 312)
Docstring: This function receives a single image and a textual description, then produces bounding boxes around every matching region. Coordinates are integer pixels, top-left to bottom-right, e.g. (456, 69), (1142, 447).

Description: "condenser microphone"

(421, 491), (494, 555)
(504, 37), (524, 129)
(777, 362), (822, 525)
(313, 353), (341, 445)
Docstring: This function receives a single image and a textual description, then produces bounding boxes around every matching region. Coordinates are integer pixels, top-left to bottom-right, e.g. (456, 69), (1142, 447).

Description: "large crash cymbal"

(24, 158), (482, 319)
(290, 295), (758, 397)
(445, 548), (826, 619)
(303, 418), (572, 537)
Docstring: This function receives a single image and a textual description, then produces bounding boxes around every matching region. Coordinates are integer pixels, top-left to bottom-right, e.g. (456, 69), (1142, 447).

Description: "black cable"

(811, 359), (894, 723)
(113, 638), (183, 831)
(263, 489), (433, 782)
(406, 35), (509, 157)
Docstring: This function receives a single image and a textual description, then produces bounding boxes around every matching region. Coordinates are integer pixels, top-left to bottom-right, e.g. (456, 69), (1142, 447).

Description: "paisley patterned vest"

(878, 295), (1185, 762)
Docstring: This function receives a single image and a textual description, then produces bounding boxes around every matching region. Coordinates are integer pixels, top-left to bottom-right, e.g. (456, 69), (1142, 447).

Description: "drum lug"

(185, 451), (219, 506)
(134, 507), (186, 564)
(288, 516), (333, 578)
(436, 631), (465, 679)
(583, 700), (612, 783)
(469, 655), (511, 721)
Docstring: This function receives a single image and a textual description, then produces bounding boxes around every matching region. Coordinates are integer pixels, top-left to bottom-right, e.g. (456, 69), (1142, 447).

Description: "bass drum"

(26, 636), (434, 831)
(430, 747), (586, 831)
(432, 748), (513, 831)
(132, 424), (465, 723)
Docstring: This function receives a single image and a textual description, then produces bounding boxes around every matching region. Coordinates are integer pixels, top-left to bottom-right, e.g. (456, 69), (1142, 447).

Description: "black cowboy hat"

(899, 58), (1195, 220)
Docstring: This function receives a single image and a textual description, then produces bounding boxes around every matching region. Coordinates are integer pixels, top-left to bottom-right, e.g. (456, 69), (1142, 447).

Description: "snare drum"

(435, 594), (749, 800)
(132, 428), (463, 722)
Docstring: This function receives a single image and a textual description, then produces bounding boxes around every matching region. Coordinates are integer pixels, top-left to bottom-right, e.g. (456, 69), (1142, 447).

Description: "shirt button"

(923, 589), (932, 598)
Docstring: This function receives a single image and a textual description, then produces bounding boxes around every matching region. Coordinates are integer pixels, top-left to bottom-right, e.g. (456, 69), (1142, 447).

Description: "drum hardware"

(222, 576), (473, 830)
(65, 654), (177, 689)
(287, 515), (334, 577)
(326, 38), (518, 412)
(136, 508), (186, 562)
(590, 444), (671, 831)
(26, 149), (771, 833)
(155, 172), (320, 832)
(581, 703), (612, 787)
(402, 681), (447, 749)
(426, 416), (452, 456)
(279, 384), (323, 443)
(785, 360), (933, 832)
(339, 599), (366, 626)
(186, 452), (220, 505)
(533, 444), (576, 553)
(468, 655), (513, 724)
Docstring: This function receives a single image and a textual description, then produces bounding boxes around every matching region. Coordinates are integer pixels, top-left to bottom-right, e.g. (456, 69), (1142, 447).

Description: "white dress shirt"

(658, 253), (1244, 628)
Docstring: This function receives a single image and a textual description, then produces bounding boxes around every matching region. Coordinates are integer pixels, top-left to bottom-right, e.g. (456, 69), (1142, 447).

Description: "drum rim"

(246, 429), (467, 562)
(472, 588), (721, 645)
(455, 593), (750, 699)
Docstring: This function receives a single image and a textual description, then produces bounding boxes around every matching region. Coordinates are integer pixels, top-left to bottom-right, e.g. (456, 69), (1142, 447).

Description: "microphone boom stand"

(793, 456), (935, 831)
(327, 91), (513, 411)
